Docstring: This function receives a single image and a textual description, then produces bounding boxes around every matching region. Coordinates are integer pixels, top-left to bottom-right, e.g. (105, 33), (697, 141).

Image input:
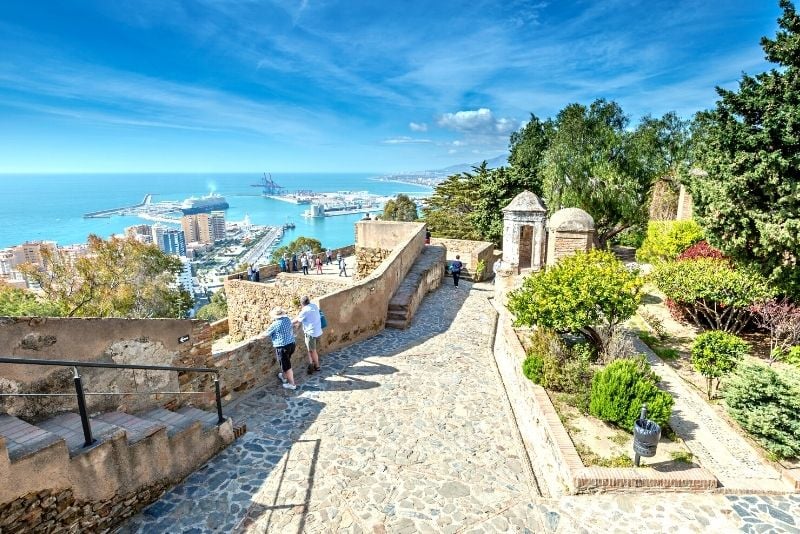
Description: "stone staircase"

(386, 245), (446, 329)
(0, 405), (237, 532)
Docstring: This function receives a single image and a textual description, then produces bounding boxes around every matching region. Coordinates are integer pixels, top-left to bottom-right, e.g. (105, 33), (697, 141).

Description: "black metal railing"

(0, 356), (224, 448)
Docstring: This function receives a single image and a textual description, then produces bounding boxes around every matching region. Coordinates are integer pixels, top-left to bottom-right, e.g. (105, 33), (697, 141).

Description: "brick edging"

(492, 308), (718, 494)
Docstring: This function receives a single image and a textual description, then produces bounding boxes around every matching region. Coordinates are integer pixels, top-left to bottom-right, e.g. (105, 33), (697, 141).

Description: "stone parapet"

(429, 238), (495, 281)
(354, 246), (391, 280)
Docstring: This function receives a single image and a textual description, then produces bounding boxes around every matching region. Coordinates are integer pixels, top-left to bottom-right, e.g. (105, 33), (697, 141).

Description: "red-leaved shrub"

(677, 240), (725, 261)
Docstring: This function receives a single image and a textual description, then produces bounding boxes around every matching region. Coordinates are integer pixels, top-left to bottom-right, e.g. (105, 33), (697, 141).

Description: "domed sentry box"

(632, 404), (661, 466)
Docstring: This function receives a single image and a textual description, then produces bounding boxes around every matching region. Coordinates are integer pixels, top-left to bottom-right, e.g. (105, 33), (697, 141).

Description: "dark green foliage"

(508, 113), (553, 185)
(196, 289), (228, 322)
(589, 356), (674, 431)
(0, 284), (62, 317)
(382, 194), (418, 222)
(636, 220), (704, 263)
(724, 362), (800, 459)
(687, 1), (800, 298)
(691, 330), (749, 399)
(421, 173), (482, 241)
(651, 259), (773, 333)
(270, 237), (324, 263)
(508, 250), (642, 355)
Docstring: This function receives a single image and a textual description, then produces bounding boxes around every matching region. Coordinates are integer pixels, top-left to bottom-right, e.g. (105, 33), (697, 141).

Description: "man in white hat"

(293, 295), (322, 374)
(265, 306), (297, 390)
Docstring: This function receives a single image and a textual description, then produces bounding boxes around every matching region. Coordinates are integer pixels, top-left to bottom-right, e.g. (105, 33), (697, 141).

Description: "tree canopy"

(687, 0), (800, 298)
(196, 288), (228, 322)
(270, 236), (324, 263)
(382, 194), (418, 222)
(0, 283), (62, 317)
(18, 235), (192, 318)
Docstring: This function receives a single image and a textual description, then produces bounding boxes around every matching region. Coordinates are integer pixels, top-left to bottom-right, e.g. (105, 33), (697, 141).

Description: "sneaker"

(278, 372), (287, 384)
(314, 365), (321, 372)
(282, 382), (297, 390)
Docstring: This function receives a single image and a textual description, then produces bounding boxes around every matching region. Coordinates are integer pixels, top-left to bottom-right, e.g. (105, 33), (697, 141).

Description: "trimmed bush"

(676, 240), (725, 262)
(589, 356), (674, 431)
(651, 259), (773, 333)
(522, 353), (544, 384)
(636, 220), (704, 263)
(724, 363), (800, 459)
(691, 331), (748, 399)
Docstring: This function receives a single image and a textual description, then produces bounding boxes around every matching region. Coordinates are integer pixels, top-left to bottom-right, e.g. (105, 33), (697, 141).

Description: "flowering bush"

(676, 240), (726, 262)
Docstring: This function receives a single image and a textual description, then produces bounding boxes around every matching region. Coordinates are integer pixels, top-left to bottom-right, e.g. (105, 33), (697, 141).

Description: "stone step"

(176, 406), (221, 431)
(139, 408), (199, 438)
(38, 413), (126, 457)
(0, 414), (64, 462)
(385, 319), (407, 330)
(388, 303), (409, 312)
(95, 411), (167, 445)
(387, 310), (408, 321)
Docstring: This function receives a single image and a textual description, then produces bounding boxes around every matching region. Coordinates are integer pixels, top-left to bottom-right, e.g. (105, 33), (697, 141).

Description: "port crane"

(251, 172), (286, 196)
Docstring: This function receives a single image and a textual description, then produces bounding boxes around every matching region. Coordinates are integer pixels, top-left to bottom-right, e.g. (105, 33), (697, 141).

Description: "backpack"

(319, 310), (328, 329)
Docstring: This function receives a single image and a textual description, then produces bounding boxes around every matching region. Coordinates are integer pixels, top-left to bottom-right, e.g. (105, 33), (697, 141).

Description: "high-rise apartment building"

(176, 256), (193, 292)
(160, 229), (187, 256)
(209, 211), (226, 242)
(125, 224), (153, 244)
(10, 241), (57, 270)
(181, 214), (214, 245)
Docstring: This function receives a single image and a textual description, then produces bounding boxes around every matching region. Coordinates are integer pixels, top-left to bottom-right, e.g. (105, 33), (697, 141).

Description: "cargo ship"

(180, 194), (229, 214)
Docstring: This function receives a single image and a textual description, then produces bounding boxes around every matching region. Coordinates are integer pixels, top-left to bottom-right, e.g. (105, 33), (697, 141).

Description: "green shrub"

(651, 259), (773, 334)
(723, 363), (800, 459)
(522, 353), (544, 384)
(614, 226), (646, 248)
(508, 250), (643, 356)
(691, 331), (748, 399)
(636, 220), (704, 263)
(589, 356), (674, 431)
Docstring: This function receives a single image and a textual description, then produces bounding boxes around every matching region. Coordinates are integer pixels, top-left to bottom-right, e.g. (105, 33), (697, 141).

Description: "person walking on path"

(450, 255), (463, 288)
(315, 255), (323, 274)
(293, 295), (322, 374)
(301, 254), (309, 275)
(337, 253), (347, 277)
(291, 253), (298, 272)
(492, 258), (503, 284)
(279, 255), (287, 273)
(325, 249), (333, 265)
(264, 307), (297, 390)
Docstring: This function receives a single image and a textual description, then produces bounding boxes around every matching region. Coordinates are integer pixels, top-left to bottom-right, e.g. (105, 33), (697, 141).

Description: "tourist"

(264, 307), (296, 390)
(301, 254), (309, 275)
(279, 255), (287, 273)
(292, 295), (322, 374)
(248, 264), (257, 282)
(291, 252), (298, 272)
(325, 248), (333, 265)
(492, 258), (503, 284)
(315, 255), (323, 274)
(451, 255), (463, 288)
(337, 253), (347, 277)
(425, 229), (431, 245)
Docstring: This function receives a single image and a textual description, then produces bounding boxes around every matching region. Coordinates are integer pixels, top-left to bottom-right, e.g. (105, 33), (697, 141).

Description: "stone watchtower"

(501, 191), (547, 273)
(546, 207), (595, 266)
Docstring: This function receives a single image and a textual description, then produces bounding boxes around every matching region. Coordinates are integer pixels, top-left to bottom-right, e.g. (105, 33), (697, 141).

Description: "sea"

(0, 173), (431, 250)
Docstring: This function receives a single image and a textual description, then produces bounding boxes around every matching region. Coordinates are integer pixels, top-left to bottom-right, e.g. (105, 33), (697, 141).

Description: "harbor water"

(0, 173), (431, 250)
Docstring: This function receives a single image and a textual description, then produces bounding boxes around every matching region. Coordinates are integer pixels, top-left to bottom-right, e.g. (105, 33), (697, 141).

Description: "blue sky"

(0, 0), (783, 173)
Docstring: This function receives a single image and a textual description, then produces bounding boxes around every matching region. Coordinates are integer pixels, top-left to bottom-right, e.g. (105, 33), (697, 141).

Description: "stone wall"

(224, 275), (348, 341)
(677, 184), (694, 221)
(354, 247), (391, 280)
(0, 485), (169, 534)
(545, 231), (593, 266)
(429, 238), (495, 281)
(0, 318), (211, 420)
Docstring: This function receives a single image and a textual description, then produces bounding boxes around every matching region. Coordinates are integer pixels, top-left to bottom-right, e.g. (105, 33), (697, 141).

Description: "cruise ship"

(180, 194), (229, 215)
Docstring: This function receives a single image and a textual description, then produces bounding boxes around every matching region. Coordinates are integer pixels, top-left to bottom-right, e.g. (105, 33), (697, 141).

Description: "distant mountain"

(374, 154), (509, 187)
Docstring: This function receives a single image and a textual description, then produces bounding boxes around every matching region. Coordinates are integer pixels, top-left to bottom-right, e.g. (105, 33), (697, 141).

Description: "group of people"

(278, 249), (348, 277)
(264, 295), (323, 390)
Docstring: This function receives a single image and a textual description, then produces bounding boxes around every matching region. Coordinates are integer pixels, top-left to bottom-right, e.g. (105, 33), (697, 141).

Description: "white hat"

(270, 306), (287, 318)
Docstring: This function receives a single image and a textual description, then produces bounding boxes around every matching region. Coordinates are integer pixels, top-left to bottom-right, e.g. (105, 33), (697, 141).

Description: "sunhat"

(270, 306), (287, 318)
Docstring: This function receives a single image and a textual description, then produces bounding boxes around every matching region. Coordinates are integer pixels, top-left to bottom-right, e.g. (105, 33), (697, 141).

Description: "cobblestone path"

(120, 283), (800, 533)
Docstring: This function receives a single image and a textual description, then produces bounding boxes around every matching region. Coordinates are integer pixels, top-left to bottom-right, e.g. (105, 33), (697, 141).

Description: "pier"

(83, 194), (153, 218)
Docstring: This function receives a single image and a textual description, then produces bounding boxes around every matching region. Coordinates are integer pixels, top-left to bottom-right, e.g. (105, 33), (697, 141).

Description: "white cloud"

(437, 108), (519, 135)
(409, 122), (428, 132)
(382, 136), (432, 145)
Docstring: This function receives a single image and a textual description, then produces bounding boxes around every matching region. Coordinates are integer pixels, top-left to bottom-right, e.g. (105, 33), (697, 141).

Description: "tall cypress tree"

(688, 1), (800, 297)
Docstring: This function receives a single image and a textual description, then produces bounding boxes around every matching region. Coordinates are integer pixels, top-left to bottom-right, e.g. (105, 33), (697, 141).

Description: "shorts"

(275, 342), (296, 372)
(304, 333), (320, 351)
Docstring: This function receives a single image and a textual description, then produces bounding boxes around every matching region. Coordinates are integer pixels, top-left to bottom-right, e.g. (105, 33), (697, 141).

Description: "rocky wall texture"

(0, 318), (211, 421)
(0, 485), (169, 534)
(224, 276), (347, 342)
(354, 246), (391, 280)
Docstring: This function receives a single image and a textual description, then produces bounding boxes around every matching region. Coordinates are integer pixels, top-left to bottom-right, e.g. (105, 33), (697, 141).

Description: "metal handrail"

(0, 356), (225, 448)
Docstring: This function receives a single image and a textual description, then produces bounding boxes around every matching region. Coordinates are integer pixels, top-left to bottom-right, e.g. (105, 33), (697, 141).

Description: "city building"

(209, 211), (226, 242)
(160, 229), (187, 256)
(151, 224), (166, 252)
(181, 214), (213, 245)
(10, 241), (57, 270)
(125, 224), (153, 244)
(176, 256), (193, 292)
(59, 244), (90, 266)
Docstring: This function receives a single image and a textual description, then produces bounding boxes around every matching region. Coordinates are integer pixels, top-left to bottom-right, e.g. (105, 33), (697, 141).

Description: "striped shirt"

(266, 316), (295, 347)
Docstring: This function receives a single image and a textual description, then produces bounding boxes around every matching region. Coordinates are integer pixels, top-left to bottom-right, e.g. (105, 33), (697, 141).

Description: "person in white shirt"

(493, 258), (504, 284)
(293, 295), (322, 374)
